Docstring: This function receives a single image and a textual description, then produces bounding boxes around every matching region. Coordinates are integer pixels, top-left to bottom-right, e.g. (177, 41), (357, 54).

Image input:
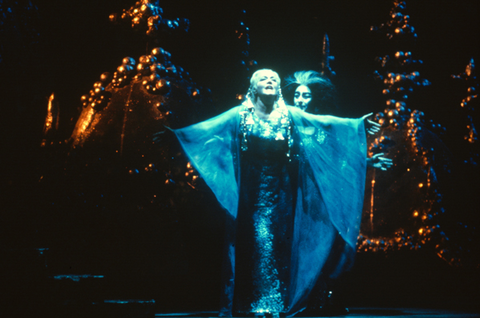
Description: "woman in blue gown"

(283, 70), (392, 314)
(286, 70), (391, 172)
(173, 69), (372, 317)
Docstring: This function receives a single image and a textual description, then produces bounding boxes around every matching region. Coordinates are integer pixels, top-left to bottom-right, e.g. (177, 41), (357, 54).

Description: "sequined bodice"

(243, 113), (289, 160)
(240, 105), (293, 158)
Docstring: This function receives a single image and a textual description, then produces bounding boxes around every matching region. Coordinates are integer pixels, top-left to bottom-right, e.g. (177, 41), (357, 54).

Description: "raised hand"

(361, 113), (381, 135)
(367, 153), (393, 171)
(366, 119), (381, 135)
(153, 130), (166, 144)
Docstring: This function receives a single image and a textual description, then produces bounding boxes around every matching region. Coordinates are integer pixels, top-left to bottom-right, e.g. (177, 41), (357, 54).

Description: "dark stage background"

(1, 0), (479, 316)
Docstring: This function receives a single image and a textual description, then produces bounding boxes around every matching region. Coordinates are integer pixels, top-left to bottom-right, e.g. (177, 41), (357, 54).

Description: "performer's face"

(254, 70), (279, 98)
(294, 85), (312, 111)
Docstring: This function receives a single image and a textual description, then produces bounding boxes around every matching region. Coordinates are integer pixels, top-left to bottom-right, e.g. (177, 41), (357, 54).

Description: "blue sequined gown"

(173, 105), (367, 316)
(234, 114), (295, 315)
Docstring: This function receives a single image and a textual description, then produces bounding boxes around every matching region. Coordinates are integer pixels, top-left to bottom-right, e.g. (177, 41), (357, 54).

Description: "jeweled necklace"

(239, 102), (293, 159)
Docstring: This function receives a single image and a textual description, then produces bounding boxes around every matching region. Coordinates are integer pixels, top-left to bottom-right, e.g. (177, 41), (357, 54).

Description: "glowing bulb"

(418, 183), (424, 188)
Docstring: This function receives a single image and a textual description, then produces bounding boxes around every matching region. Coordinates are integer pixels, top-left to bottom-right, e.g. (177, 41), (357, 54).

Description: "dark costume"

(174, 104), (367, 316)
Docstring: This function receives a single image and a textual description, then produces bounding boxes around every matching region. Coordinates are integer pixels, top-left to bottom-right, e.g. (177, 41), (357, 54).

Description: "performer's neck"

(255, 96), (275, 120)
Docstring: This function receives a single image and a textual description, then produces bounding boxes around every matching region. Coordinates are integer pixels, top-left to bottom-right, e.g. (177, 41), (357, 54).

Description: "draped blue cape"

(174, 105), (367, 315)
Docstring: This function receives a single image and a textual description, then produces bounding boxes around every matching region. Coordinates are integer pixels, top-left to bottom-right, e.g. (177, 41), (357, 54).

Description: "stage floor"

(155, 308), (480, 318)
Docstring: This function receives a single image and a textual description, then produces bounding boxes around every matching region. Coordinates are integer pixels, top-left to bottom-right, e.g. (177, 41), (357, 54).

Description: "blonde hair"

(246, 69), (281, 102)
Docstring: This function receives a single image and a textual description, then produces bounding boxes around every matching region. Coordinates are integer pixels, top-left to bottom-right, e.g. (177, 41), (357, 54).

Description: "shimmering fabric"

(234, 114), (294, 314)
(173, 105), (367, 316)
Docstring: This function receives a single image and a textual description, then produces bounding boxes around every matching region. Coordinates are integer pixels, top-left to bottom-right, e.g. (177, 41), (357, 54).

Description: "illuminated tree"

(358, 0), (467, 266)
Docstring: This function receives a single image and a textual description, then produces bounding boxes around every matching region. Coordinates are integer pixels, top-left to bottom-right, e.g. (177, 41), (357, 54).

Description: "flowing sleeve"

(173, 106), (241, 219)
(289, 107), (367, 248)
